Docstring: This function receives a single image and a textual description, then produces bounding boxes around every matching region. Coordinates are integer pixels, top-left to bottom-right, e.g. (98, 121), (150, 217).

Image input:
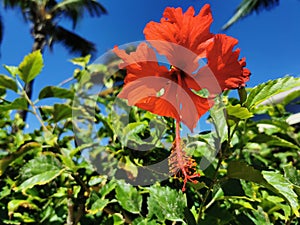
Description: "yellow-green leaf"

(18, 50), (43, 83)
(0, 74), (17, 92)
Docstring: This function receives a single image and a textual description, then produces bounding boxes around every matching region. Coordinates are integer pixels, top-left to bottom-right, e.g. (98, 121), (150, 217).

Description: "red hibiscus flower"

(113, 4), (251, 191)
(114, 43), (212, 132)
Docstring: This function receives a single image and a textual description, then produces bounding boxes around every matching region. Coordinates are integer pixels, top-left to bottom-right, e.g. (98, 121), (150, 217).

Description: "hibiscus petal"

(144, 4), (214, 73)
(118, 75), (212, 131)
(113, 43), (169, 83)
(205, 34), (251, 93)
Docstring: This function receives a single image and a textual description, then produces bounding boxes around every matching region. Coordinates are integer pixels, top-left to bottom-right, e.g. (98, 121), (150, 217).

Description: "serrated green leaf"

(39, 86), (74, 100)
(17, 170), (64, 191)
(147, 185), (186, 222)
(16, 155), (63, 191)
(3, 65), (19, 77)
(18, 50), (44, 83)
(115, 180), (142, 214)
(226, 104), (253, 119)
(0, 97), (27, 111)
(0, 74), (17, 92)
(262, 171), (300, 217)
(245, 76), (300, 110)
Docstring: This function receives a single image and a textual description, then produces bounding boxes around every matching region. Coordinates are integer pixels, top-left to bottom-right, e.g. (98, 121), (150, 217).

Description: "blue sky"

(0, 0), (299, 131)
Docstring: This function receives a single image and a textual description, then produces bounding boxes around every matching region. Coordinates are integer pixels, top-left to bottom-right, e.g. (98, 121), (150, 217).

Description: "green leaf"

(227, 161), (270, 187)
(226, 104), (253, 120)
(88, 199), (110, 215)
(99, 180), (117, 198)
(0, 97), (27, 111)
(0, 142), (41, 176)
(8, 200), (38, 216)
(147, 185), (187, 222)
(115, 180), (142, 214)
(262, 171), (300, 217)
(18, 50), (43, 83)
(39, 86), (74, 100)
(132, 218), (157, 225)
(184, 208), (197, 225)
(70, 55), (91, 68)
(283, 164), (300, 186)
(118, 156), (138, 179)
(246, 206), (272, 225)
(238, 87), (247, 104)
(121, 122), (148, 146)
(282, 89), (300, 106)
(209, 99), (228, 142)
(250, 134), (300, 150)
(3, 65), (19, 77)
(53, 104), (72, 122)
(16, 155), (64, 191)
(0, 74), (17, 92)
(245, 76), (300, 110)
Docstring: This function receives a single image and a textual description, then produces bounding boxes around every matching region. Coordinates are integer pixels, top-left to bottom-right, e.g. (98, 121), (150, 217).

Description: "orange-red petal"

(113, 43), (169, 84)
(202, 34), (251, 93)
(144, 4), (214, 73)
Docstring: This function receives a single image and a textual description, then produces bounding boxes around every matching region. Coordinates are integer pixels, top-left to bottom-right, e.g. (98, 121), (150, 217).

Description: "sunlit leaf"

(8, 200), (38, 217)
(3, 65), (19, 77)
(245, 76), (300, 110)
(16, 155), (64, 191)
(18, 50), (43, 83)
(88, 199), (109, 215)
(147, 185), (186, 222)
(226, 104), (253, 120)
(262, 171), (299, 217)
(69, 55), (91, 68)
(115, 180), (142, 214)
(0, 74), (17, 92)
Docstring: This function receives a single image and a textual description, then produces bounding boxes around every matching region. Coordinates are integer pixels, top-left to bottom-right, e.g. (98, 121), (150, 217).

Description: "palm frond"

(50, 25), (96, 56)
(223, 0), (279, 30)
(51, 0), (107, 29)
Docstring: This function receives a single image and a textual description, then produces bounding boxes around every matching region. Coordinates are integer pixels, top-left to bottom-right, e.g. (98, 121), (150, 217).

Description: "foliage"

(223, 0), (280, 30)
(0, 51), (299, 225)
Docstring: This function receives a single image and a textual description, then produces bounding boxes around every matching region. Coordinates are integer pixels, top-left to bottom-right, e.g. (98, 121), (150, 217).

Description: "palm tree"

(223, 0), (279, 30)
(3, 0), (107, 122)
